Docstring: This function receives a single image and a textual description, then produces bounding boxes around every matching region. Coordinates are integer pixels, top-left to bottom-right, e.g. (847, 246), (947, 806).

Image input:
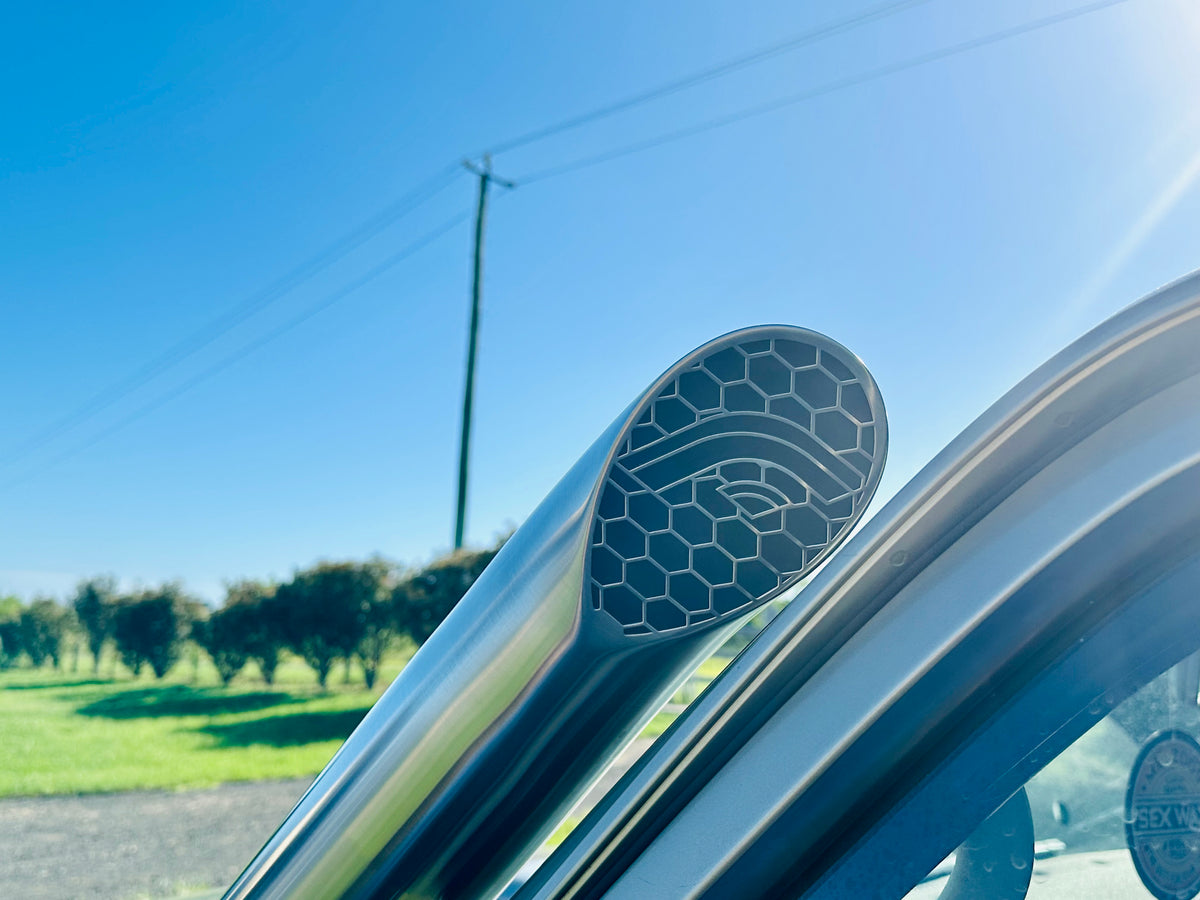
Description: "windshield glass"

(906, 660), (1200, 900)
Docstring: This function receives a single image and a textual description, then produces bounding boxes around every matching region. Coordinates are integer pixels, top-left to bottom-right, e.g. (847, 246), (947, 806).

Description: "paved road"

(0, 778), (311, 900)
(0, 738), (656, 900)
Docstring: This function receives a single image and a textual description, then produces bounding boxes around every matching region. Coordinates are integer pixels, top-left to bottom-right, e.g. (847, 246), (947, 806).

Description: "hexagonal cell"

(760, 531), (804, 574)
(693, 546), (734, 585)
(609, 464), (640, 493)
(606, 518), (647, 559)
(712, 584), (753, 615)
(703, 346), (747, 382)
(654, 396), (695, 433)
(840, 381), (872, 423)
(716, 519), (758, 560)
(774, 340), (817, 368)
(728, 494), (773, 517)
(649, 531), (690, 572)
(695, 480), (737, 519)
(784, 506), (831, 548)
(669, 571), (711, 613)
(719, 461), (760, 482)
(819, 350), (854, 381)
(723, 382), (766, 413)
(678, 369), (721, 411)
(844, 449), (874, 478)
(591, 583), (602, 610)
(815, 495), (854, 521)
(645, 599), (687, 631)
(768, 395), (812, 429)
(628, 492), (669, 533)
(741, 339), (772, 354)
(662, 481), (693, 505)
(591, 545), (624, 586)
(601, 585), (643, 626)
(631, 423), (665, 450)
(861, 426), (876, 456)
(657, 382), (677, 398)
(766, 467), (807, 504)
(794, 369), (838, 410)
(814, 410), (859, 451)
(735, 559), (779, 597)
(592, 518), (603, 545)
(671, 504), (714, 544)
(749, 509), (783, 533)
(748, 355), (792, 396)
(598, 483), (626, 519)
(626, 559), (667, 599)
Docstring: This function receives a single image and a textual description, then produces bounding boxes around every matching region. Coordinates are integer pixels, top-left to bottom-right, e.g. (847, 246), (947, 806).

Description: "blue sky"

(3, 0), (1198, 603)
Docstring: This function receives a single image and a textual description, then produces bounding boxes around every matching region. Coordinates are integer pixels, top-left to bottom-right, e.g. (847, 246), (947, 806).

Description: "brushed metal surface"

(223, 325), (887, 900)
(522, 269), (1200, 900)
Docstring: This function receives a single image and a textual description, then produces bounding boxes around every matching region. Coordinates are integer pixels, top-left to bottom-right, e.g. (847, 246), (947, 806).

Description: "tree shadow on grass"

(3, 678), (112, 691)
(78, 684), (301, 719)
(201, 708), (370, 747)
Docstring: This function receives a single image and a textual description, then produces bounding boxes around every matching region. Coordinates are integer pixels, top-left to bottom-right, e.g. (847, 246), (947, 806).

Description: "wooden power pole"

(454, 156), (512, 550)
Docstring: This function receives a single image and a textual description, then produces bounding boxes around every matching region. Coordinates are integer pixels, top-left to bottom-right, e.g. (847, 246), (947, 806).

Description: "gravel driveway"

(0, 778), (311, 900)
(0, 737), (655, 900)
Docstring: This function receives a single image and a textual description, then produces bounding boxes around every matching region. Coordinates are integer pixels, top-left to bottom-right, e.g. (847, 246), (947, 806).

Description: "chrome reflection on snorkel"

(519, 270), (1200, 900)
(222, 325), (887, 900)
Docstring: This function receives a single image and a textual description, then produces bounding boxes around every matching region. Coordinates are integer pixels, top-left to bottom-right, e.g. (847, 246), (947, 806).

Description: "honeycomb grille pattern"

(588, 336), (882, 635)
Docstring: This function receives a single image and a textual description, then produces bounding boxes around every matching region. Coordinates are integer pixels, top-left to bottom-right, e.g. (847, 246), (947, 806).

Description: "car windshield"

(905, 661), (1200, 899)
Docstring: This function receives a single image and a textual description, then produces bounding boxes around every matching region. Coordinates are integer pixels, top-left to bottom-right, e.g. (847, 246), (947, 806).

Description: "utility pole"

(454, 156), (513, 550)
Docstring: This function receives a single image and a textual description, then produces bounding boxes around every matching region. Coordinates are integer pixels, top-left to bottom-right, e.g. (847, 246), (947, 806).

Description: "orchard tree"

(192, 606), (247, 686)
(353, 563), (401, 690)
(224, 580), (283, 685)
(275, 561), (387, 688)
(73, 576), (117, 673)
(112, 585), (200, 678)
(0, 596), (23, 668)
(400, 541), (504, 646)
(19, 598), (74, 668)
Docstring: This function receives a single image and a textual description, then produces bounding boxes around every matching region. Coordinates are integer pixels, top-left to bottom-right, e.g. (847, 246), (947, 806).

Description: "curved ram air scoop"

(222, 326), (887, 900)
(589, 334), (883, 636)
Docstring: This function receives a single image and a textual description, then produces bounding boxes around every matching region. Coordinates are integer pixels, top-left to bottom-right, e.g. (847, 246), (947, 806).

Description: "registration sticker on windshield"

(1126, 730), (1200, 900)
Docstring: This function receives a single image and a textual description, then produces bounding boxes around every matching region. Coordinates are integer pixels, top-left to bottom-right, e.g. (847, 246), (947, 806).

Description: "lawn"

(0, 648), (734, 798)
(0, 651), (413, 797)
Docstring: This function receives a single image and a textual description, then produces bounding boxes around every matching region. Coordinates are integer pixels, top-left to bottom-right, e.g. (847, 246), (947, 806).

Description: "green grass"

(0, 650), (413, 797)
(0, 647), (737, 798)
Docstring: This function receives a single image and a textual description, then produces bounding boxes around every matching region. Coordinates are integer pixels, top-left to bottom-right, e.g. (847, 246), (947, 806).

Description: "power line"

(0, 164), (462, 469)
(1, 210), (471, 494)
(1, 0), (1131, 494)
(516, 0), (1132, 184)
(483, 0), (935, 157)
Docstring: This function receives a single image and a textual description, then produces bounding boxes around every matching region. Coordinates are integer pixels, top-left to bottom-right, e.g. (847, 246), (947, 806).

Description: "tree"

(400, 542), (504, 646)
(19, 598), (74, 668)
(73, 576), (117, 673)
(353, 562), (399, 690)
(224, 580), (283, 685)
(275, 562), (386, 689)
(0, 596), (23, 669)
(192, 607), (248, 686)
(112, 585), (199, 678)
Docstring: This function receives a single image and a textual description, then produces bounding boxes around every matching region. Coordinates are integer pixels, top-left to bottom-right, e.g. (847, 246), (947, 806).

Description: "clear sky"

(3, 0), (1199, 603)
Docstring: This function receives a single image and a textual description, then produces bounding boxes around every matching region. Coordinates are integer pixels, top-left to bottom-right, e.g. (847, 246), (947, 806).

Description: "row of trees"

(0, 540), (504, 689)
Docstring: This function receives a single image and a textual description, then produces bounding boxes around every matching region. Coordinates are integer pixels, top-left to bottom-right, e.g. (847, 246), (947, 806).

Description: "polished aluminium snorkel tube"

(223, 326), (887, 900)
(520, 270), (1200, 900)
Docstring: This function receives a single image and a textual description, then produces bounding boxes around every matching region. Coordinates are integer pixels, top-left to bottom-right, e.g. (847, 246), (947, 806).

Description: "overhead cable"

(517, 0), (1131, 183)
